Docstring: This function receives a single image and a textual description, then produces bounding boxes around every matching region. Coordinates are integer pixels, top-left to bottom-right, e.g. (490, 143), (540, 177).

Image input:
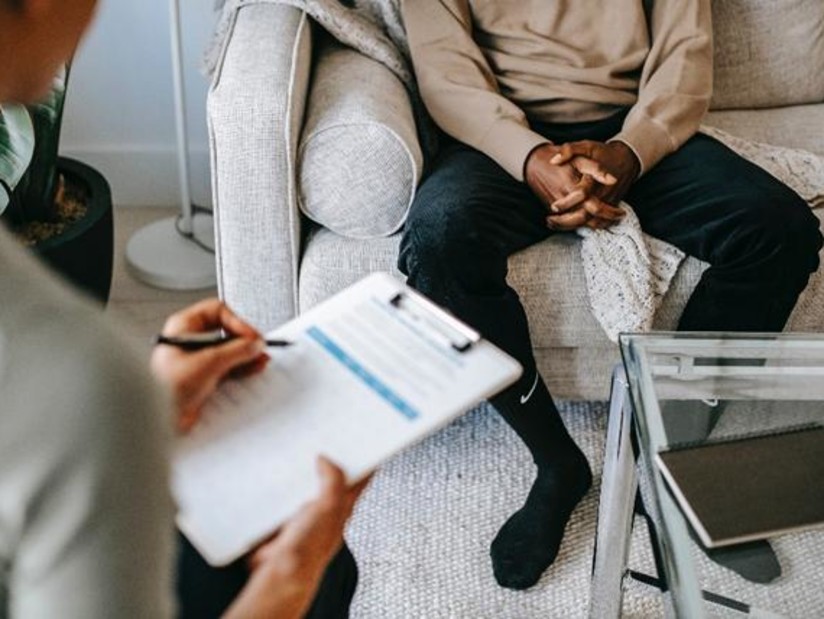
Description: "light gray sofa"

(208, 0), (824, 400)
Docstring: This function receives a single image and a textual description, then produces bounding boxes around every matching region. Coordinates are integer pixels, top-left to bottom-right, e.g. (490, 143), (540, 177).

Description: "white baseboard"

(59, 145), (213, 208)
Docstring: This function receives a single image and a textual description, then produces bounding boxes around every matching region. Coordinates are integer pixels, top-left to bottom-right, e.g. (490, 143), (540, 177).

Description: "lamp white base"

(126, 213), (217, 290)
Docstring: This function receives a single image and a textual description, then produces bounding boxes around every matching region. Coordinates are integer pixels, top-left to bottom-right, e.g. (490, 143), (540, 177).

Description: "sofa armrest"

(208, 4), (312, 331)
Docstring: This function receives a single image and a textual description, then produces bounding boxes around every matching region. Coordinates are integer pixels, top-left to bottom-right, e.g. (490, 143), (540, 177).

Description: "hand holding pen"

(150, 299), (279, 433)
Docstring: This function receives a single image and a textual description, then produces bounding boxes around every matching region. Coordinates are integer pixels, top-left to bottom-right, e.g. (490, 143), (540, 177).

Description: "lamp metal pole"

(124, 0), (217, 290)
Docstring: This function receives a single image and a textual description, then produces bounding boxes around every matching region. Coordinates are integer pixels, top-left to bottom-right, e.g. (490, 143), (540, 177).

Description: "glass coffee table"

(590, 333), (824, 618)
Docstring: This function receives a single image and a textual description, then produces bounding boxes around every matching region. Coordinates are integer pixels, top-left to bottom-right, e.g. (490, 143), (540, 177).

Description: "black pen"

(154, 333), (292, 351)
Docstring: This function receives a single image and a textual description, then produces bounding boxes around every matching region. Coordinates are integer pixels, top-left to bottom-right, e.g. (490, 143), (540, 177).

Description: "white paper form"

(172, 273), (522, 566)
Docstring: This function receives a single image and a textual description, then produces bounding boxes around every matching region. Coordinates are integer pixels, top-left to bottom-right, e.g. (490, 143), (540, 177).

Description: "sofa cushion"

(711, 0), (824, 110)
(300, 209), (824, 350)
(299, 227), (405, 311)
(705, 104), (824, 157)
(298, 226), (706, 349)
(297, 38), (423, 239)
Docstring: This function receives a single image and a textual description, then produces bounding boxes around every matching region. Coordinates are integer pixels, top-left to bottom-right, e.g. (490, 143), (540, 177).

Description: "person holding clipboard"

(152, 300), (370, 618)
(0, 1), (367, 616)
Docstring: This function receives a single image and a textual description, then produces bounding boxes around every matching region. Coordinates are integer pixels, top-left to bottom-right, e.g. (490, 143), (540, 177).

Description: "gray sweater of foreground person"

(0, 224), (174, 618)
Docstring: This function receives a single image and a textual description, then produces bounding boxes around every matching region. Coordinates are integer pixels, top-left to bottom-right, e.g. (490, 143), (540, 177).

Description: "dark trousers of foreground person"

(177, 535), (358, 618)
(397, 109), (823, 589)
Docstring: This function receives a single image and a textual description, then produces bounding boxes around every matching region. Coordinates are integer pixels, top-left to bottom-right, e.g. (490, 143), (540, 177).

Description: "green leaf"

(0, 104), (35, 216)
(27, 66), (67, 132)
(11, 65), (69, 223)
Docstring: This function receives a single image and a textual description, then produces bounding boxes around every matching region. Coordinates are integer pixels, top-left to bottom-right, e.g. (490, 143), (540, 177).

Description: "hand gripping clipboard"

(172, 273), (523, 566)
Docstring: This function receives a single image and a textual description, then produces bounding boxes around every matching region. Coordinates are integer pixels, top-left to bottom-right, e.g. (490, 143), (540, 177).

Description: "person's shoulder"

(0, 231), (168, 440)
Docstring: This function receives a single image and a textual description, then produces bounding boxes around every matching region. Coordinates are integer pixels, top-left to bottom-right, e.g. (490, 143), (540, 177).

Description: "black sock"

(488, 372), (593, 590)
(704, 539), (781, 584)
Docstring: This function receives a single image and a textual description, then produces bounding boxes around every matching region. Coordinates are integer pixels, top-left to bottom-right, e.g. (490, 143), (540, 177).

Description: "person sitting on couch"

(400, 0), (823, 590)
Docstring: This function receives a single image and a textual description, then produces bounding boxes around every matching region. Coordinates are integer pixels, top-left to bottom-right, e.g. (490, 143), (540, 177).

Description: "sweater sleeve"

(611, 0), (713, 175)
(401, 0), (548, 180)
(0, 305), (175, 619)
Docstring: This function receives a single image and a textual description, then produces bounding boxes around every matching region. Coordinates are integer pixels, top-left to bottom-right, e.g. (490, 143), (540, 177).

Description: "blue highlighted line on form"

(307, 326), (419, 421)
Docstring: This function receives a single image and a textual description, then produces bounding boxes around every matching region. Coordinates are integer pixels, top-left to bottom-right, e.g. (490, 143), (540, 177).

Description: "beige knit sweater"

(402, 0), (713, 179)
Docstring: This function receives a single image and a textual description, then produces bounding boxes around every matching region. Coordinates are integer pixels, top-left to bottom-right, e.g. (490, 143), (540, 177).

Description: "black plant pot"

(34, 157), (113, 305)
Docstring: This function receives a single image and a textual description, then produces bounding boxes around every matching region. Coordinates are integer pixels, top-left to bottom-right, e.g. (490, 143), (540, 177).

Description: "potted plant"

(0, 65), (113, 304)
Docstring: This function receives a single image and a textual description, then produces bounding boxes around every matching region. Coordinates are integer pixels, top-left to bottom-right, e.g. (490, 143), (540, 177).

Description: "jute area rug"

(346, 401), (662, 618)
(346, 400), (824, 618)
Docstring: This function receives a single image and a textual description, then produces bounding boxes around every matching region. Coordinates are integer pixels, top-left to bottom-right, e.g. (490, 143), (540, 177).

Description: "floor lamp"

(125, 0), (217, 290)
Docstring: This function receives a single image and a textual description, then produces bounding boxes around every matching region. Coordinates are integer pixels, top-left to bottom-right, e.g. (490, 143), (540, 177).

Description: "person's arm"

(547, 0), (712, 218)
(224, 458), (369, 619)
(610, 0), (713, 175)
(150, 299), (269, 432)
(1, 311), (175, 619)
(402, 0), (547, 180)
(150, 302), (369, 619)
(402, 0), (618, 228)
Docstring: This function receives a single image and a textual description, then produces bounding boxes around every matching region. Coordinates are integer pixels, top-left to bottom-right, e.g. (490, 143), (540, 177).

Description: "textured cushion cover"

(297, 38), (423, 239)
(705, 104), (824, 157)
(710, 0), (824, 110)
(297, 227), (707, 350)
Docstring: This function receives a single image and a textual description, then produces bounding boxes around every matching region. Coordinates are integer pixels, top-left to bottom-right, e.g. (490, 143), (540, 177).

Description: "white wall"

(61, 0), (216, 207)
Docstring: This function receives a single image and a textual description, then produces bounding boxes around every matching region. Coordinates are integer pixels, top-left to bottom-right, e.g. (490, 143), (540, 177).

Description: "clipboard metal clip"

(389, 292), (480, 353)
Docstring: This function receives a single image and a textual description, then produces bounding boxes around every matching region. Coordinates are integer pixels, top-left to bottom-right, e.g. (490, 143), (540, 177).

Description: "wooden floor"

(108, 207), (218, 343)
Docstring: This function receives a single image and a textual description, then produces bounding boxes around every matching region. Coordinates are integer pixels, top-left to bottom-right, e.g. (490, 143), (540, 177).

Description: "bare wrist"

(523, 141), (555, 183)
(608, 141), (641, 179)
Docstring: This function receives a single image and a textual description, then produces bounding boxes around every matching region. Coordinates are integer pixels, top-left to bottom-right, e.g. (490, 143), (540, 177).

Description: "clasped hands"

(524, 140), (640, 231)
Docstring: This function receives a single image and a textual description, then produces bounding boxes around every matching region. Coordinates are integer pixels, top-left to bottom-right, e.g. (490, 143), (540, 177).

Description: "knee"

(398, 204), (452, 278)
(399, 197), (497, 283)
(790, 208), (823, 274)
(727, 192), (821, 275)
(768, 195), (821, 274)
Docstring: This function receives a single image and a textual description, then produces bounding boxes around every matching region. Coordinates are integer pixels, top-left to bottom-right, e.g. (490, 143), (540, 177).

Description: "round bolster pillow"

(297, 39), (423, 239)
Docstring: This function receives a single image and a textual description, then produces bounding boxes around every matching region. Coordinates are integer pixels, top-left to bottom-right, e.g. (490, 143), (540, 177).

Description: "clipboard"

(172, 273), (523, 566)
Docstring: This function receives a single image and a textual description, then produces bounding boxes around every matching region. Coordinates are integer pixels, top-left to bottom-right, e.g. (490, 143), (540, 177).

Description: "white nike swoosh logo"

(520, 372), (540, 404)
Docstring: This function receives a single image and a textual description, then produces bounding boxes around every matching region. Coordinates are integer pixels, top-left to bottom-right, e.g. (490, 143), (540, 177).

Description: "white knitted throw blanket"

(208, 0), (824, 342)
